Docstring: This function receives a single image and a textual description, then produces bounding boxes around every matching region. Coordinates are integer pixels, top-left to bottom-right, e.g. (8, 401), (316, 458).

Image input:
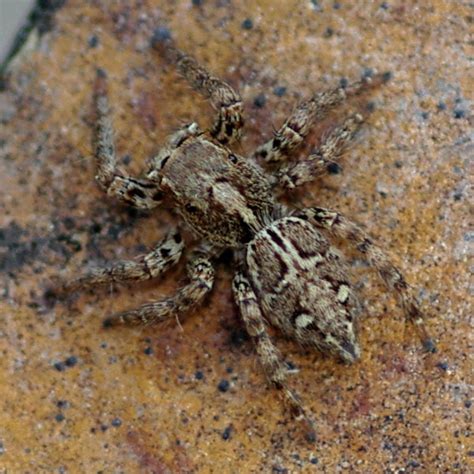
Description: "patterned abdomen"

(246, 217), (362, 362)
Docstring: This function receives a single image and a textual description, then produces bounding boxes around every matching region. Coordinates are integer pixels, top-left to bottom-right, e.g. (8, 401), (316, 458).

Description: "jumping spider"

(51, 30), (436, 440)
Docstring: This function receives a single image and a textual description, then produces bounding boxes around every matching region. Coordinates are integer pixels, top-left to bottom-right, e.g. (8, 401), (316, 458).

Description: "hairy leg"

(233, 273), (316, 442)
(50, 231), (184, 296)
(277, 113), (364, 190)
(94, 69), (164, 209)
(254, 73), (389, 164)
(103, 255), (214, 327)
(295, 207), (436, 352)
(151, 30), (243, 145)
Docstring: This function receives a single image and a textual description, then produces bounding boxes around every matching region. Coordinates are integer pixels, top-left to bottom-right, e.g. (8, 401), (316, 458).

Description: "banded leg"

(94, 69), (163, 209)
(233, 274), (316, 442)
(254, 73), (389, 163)
(103, 255), (214, 327)
(278, 113), (364, 190)
(295, 207), (436, 352)
(50, 231), (184, 296)
(151, 31), (243, 144)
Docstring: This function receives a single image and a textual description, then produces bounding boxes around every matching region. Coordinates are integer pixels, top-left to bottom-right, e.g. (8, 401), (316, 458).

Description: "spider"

(50, 29), (436, 441)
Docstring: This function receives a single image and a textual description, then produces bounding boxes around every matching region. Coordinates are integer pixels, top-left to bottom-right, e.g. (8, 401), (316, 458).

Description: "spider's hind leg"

(233, 273), (316, 442)
(296, 207), (436, 353)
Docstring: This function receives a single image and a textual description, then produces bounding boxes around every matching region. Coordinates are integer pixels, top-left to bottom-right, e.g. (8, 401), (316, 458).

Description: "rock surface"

(0, 1), (471, 472)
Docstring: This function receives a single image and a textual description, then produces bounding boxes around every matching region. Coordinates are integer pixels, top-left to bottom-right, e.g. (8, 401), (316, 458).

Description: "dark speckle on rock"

(453, 109), (466, 119)
(192, 0), (203, 5)
(253, 93), (266, 108)
(311, 0), (323, 12)
(96, 67), (107, 79)
(55, 413), (65, 422)
(230, 328), (249, 347)
(380, 1), (389, 9)
(464, 400), (472, 409)
(436, 361), (449, 371)
(273, 86), (287, 97)
(143, 346), (153, 355)
(121, 154), (132, 165)
(111, 417), (122, 427)
(150, 26), (172, 47)
(57, 234), (81, 252)
(62, 217), (76, 230)
(339, 77), (348, 88)
(222, 425), (233, 440)
(217, 379), (230, 392)
(53, 361), (66, 372)
(327, 162), (341, 174)
(195, 370), (204, 380)
(437, 101), (447, 111)
(64, 356), (78, 367)
(310, 457), (319, 464)
(241, 18), (253, 30)
(56, 400), (69, 409)
(90, 222), (102, 234)
(324, 27), (334, 38)
(421, 111), (429, 120)
(382, 71), (392, 82)
(333, 2), (341, 9)
(362, 67), (374, 78)
(88, 34), (99, 48)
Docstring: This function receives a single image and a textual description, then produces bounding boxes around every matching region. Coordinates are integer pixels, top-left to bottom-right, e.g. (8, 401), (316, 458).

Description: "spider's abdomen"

(246, 217), (361, 362)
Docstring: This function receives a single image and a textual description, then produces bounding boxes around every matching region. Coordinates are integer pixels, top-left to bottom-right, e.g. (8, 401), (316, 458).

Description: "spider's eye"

(185, 203), (199, 214)
(228, 154), (238, 164)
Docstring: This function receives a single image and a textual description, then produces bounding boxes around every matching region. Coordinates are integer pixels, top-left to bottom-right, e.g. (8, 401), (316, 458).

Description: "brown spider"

(51, 28), (436, 441)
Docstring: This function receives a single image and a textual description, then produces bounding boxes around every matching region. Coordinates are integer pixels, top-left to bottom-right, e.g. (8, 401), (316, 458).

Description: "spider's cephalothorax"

(52, 31), (436, 441)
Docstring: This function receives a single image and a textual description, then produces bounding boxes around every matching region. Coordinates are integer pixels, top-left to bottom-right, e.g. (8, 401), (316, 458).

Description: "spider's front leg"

(295, 207), (436, 353)
(151, 29), (244, 145)
(232, 273), (316, 442)
(49, 230), (184, 296)
(254, 73), (389, 164)
(103, 255), (214, 328)
(93, 70), (165, 209)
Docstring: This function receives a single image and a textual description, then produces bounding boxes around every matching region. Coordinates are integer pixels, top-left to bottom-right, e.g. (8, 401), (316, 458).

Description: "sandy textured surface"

(0, 1), (472, 472)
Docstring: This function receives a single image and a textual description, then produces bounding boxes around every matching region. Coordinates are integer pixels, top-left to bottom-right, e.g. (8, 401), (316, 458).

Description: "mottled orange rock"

(0, 1), (471, 472)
